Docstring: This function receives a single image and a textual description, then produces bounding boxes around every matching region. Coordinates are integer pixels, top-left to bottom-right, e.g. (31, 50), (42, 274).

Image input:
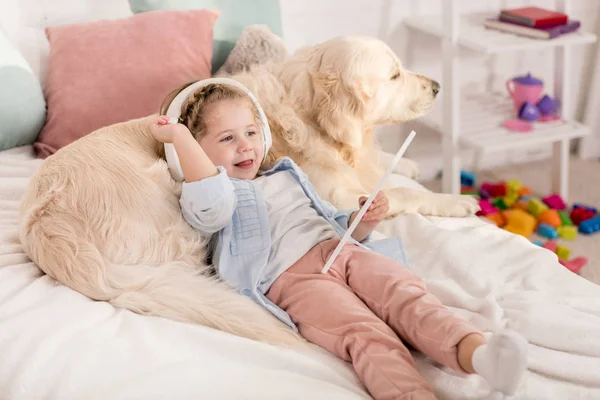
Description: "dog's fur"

(19, 35), (477, 348)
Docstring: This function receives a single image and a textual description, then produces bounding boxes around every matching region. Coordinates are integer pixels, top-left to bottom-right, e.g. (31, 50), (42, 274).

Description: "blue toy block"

(579, 215), (600, 234)
(531, 240), (543, 246)
(461, 170), (476, 187)
(573, 203), (598, 214)
(537, 223), (558, 239)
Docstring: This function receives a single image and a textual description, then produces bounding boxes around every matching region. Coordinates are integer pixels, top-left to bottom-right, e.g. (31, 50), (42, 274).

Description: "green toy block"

(556, 245), (571, 260)
(557, 226), (577, 240)
(527, 198), (549, 218)
(492, 197), (508, 210)
(506, 179), (523, 195)
(558, 210), (573, 226)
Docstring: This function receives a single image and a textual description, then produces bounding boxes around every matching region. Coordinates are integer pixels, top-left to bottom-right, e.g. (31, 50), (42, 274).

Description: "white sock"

(472, 329), (528, 396)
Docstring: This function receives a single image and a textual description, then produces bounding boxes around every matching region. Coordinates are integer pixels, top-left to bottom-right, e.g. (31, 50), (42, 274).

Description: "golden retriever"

(19, 35), (477, 348)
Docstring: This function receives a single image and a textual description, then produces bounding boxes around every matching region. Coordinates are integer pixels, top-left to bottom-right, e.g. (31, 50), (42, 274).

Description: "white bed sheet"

(1, 145), (600, 400)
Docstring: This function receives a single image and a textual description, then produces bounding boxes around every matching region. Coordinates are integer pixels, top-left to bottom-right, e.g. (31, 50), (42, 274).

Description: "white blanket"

(1, 146), (600, 400)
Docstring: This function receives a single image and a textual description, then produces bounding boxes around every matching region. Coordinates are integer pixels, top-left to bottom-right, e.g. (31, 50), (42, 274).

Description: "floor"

(420, 156), (600, 285)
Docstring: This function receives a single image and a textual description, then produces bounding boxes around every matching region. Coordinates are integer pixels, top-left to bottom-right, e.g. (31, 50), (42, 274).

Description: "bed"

(3, 144), (600, 400)
(3, 1), (600, 399)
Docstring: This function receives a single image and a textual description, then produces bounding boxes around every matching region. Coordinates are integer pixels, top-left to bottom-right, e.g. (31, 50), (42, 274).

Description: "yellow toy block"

(557, 226), (577, 240)
(556, 245), (571, 260)
(504, 192), (519, 208)
(527, 198), (549, 218)
(503, 209), (537, 237)
(506, 179), (523, 195)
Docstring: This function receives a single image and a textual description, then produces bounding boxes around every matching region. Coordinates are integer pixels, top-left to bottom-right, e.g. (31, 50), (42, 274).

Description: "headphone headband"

(163, 77), (272, 182)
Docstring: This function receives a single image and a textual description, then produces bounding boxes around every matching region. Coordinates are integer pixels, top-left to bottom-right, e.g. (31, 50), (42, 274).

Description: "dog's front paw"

(394, 158), (420, 180)
(430, 194), (480, 217)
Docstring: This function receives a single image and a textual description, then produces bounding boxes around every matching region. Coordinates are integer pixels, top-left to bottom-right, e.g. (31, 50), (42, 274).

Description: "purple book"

(484, 19), (581, 39)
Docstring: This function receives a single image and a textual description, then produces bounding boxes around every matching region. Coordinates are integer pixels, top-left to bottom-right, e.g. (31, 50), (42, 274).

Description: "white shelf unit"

(404, 0), (597, 201)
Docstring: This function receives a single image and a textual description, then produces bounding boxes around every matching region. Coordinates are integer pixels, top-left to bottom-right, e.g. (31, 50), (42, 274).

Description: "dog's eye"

(391, 72), (400, 80)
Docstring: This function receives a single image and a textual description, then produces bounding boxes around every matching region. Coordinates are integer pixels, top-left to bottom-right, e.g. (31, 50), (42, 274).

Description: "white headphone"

(164, 77), (273, 182)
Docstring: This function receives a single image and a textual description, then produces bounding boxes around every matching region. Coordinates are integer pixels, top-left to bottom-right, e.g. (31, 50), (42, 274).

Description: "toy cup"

(519, 101), (541, 121)
(536, 94), (558, 115)
(506, 72), (544, 113)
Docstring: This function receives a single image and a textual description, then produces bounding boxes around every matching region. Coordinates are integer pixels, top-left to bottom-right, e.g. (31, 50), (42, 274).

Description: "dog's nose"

(432, 81), (441, 96)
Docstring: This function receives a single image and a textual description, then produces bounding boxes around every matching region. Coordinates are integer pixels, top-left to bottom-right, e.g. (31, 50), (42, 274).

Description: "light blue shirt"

(179, 157), (409, 331)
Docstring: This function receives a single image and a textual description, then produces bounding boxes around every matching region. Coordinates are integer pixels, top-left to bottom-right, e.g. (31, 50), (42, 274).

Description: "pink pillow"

(34, 9), (219, 158)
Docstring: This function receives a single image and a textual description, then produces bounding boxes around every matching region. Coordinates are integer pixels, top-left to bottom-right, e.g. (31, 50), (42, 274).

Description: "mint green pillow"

(0, 28), (47, 151)
(129, 0), (283, 73)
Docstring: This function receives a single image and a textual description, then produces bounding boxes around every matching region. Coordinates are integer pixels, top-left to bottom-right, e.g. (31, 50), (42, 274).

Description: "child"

(150, 80), (528, 400)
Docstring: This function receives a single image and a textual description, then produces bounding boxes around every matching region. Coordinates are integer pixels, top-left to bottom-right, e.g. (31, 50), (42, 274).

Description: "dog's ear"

(311, 71), (367, 149)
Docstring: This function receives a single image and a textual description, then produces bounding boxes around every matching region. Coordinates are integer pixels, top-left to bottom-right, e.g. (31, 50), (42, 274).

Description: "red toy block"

(481, 182), (507, 197)
(542, 194), (567, 210)
(570, 207), (595, 226)
(559, 257), (588, 273)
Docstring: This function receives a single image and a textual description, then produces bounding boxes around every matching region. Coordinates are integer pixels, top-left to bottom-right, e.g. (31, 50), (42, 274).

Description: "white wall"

(279, 0), (600, 179)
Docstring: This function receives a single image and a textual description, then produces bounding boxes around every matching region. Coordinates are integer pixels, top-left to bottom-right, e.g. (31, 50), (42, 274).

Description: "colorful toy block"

(461, 186), (478, 195)
(579, 215), (600, 235)
(531, 240), (543, 246)
(542, 194), (567, 210)
(570, 207), (595, 226)
(559, 256), (588, 273)
(492, 197), (508, 210)
(537, 223), (558, 239)
(558, 210), (573, 226)
(504, 192), (519, 208)
(506, 179), (523, 194)
(557, 226), (577, 240)
(461, 170), (476, 187)
(556, 245), (571, 260)
(518, 186), (533, 197)
(542, 240), (557, 252)
(573, 203), (598, 214)
(538, 209), (561, 228)
(481, 182), (507, 198)
(485, 213), (505, 227)
(504, 209), (537, 237)
(478, 199), (499, 216)
(479, 189), (491, 199)
(527, 198), (549, 218)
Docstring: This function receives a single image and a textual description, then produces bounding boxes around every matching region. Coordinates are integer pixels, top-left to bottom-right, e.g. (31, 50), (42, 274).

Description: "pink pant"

(266, 238), (482, 400)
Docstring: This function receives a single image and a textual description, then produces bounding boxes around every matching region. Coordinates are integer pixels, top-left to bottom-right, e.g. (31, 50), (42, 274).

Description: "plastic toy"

(542, 194), (567, 210)
(519, 101), (541, 121)
(579, 215), (600, 234)
(557, 226), (577, 240)
(537, 223), (558, 239)
(537, 94), (558, 115)
(461, 170), (476, 187)
(538, 209), (561, 228)
(486, 213), (505, 227)
(542, 240), (557, 252)
(570, 207), (595, 226)
(478, 199), (499, 216)
(531, 240), (543, 246)
(559, 257), (588, 273)
(481, 182), (507, 198)
(492, 197), (508, 210)
(556, 245), (571, 260)
(573, 203), (598, 214)
(527, 199), (549, 218)
(504, 209), (537, 237)
(558, 210), (573, 226)
(506, 72), (544, 113)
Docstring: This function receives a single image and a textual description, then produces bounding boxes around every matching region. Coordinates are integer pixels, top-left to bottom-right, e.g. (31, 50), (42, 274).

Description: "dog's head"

(299, 35), (439, 149)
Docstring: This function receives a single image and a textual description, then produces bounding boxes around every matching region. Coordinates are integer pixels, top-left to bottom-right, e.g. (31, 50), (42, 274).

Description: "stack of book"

(484, 6), (581, 40)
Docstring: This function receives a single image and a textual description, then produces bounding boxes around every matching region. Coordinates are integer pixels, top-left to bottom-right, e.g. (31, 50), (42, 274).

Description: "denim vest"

(180, 157), (408, 331)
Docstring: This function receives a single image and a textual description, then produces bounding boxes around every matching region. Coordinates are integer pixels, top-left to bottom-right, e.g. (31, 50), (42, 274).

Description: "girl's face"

(199, 98), (264, 180)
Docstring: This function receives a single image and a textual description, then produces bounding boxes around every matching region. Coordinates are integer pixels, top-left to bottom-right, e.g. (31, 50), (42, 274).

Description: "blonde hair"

(159, 81), (262, 142)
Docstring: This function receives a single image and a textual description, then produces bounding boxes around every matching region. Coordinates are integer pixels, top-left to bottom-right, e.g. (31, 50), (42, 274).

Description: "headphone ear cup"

(164, 143), (185, 181)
